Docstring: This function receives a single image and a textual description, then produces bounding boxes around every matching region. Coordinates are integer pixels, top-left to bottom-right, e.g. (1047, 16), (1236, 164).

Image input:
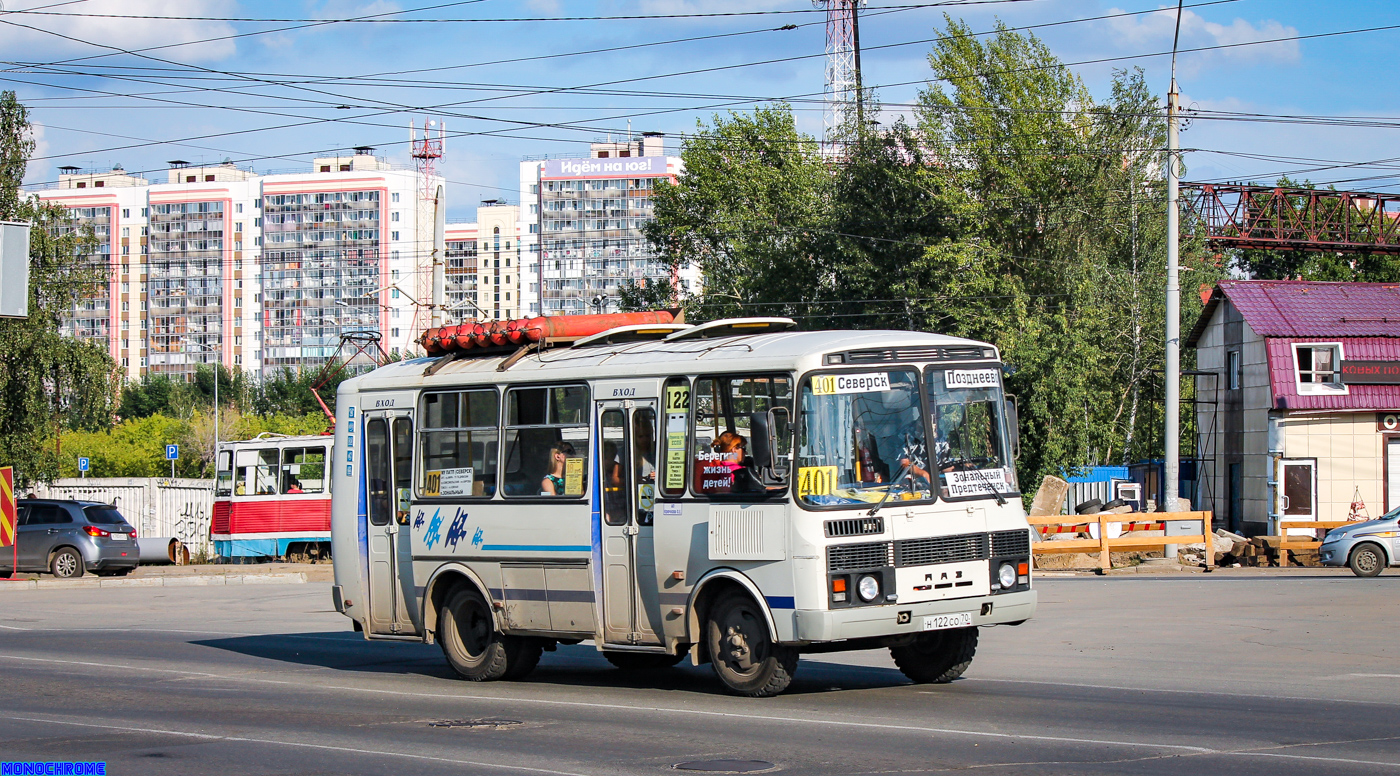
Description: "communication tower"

(815, 0), (866, 152)
(410, 118), (444, 200)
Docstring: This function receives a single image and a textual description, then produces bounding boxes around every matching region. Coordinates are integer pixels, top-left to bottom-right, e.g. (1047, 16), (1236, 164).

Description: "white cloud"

(0, 0), (240, 64)
(23, 121), (48, 185)
(1104, 6), (1300, 72)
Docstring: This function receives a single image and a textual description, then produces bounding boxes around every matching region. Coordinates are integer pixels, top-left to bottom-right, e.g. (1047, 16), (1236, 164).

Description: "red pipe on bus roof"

(419, 310), (675, 355)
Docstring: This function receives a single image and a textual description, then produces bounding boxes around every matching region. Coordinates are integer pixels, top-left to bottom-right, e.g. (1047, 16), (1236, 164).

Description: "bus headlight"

(997, 563), (1017, 589)
(857, 574), (880, 602)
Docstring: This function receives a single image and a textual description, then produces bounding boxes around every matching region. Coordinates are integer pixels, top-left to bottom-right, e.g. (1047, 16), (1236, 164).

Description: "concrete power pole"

(1164, 1), (1185, 557)
(431, 184), (445, 328)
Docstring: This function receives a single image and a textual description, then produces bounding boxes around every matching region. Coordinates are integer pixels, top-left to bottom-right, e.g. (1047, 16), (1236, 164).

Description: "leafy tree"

(644, 105), (832, 322)
(645, 20), (1224, 493)
(0, 91), (118, 486)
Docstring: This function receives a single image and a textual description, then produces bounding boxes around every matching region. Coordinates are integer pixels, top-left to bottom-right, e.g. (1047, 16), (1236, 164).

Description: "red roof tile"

(1267, 338), (1400, 412)
(1188, 280), (1400, 347)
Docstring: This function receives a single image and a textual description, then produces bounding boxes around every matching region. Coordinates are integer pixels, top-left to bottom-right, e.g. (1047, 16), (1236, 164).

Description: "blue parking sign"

(165, 444), (179, 460)
(78, 457), (89, 472)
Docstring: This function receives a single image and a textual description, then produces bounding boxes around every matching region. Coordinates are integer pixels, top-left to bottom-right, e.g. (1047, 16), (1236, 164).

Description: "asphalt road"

(0, 571), (1396, 775)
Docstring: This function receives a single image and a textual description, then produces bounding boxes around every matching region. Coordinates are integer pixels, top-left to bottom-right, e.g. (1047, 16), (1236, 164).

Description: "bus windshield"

(926, 366), (1016, 500)
(797, 369), (933, 506)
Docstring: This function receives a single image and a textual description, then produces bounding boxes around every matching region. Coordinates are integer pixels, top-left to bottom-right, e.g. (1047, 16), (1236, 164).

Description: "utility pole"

(1164, 1), (1185, 556)
(431, 184), (445, 328)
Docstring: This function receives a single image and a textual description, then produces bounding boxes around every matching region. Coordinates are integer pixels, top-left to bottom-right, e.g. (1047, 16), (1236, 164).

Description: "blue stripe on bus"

(765, 596), (796, 610)
(481, 544), (591, 552)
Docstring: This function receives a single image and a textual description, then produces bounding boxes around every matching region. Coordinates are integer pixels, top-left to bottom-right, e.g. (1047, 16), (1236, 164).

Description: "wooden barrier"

(1275, 520), (1356, 567)
(1028, 511), (1216, 573)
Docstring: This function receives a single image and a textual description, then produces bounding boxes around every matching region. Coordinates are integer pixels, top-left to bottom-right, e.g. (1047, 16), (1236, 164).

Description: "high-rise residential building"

(442, 201), (524, 324)
(519, 134), (696, 316)
(35, 150), (440, 381)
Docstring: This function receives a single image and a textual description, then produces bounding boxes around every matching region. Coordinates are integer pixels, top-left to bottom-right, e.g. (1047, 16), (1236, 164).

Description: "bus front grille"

(894, 533), (989, 567)
(824, 516), (884, 538)
(991, 529), (1031, 557)
(827, 541), (893, 572)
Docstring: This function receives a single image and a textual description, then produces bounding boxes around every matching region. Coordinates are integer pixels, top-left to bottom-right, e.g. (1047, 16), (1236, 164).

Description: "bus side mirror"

(1005, 395), (1020, 459)
(749, 411), (774, 471)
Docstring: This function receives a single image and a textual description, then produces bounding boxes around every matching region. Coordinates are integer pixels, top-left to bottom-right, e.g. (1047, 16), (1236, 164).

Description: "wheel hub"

(722, 625), (754, 670)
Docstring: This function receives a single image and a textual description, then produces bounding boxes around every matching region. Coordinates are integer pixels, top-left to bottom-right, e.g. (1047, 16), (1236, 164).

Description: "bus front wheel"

(891, 626), (978, 684)
(705, 590), (797, 697)
(439, 587), (541, 681)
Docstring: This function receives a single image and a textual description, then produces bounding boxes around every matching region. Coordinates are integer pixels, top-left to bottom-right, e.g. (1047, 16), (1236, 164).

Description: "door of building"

(597, 401), (663, 647)
(1387, 438), (1400, 514)
(1279, 458), (1317, 532)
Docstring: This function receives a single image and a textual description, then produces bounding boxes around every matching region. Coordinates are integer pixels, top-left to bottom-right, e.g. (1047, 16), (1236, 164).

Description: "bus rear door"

(597, 400), (664, 647)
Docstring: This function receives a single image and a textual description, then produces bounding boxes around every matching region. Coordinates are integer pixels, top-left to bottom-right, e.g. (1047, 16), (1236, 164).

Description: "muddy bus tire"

(439, 587), (535, 681)
(891, 626), (978, 684)
(705, 590), (797, 697)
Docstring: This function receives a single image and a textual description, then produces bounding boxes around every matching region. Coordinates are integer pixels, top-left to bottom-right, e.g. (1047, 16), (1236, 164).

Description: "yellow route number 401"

(797, 466), (838, 498)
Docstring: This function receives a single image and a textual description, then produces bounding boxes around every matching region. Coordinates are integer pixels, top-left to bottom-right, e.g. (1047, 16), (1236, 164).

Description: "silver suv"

(2, 500), (140, 579)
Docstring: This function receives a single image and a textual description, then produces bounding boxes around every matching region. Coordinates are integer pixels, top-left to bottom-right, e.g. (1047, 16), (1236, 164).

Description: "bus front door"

(598, 401), (664, 647)
(364, 413), (419, 636)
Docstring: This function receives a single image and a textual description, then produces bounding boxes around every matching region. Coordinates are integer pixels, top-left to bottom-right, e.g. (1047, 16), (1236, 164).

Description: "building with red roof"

(1187, 280), (1400, 536)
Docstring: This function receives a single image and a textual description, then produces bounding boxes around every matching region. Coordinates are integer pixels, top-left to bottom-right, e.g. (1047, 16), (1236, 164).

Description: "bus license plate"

(922, 612), (973, 631)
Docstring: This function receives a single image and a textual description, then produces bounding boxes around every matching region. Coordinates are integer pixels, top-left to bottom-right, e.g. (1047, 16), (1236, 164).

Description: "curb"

(0, 572), (307, 592)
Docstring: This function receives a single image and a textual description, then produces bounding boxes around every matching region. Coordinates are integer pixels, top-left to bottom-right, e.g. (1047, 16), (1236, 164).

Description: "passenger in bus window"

(286, 478), (304, 494)
(540, 441), (574, 495)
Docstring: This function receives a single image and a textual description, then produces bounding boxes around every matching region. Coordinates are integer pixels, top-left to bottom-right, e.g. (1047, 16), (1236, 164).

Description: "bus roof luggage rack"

(572, 322), (693, 348)
(663, 317), (797, 341)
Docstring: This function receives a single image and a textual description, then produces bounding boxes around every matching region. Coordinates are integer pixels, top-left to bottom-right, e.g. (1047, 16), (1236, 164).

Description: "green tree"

(643, 105), (832, 321)
(0, 91), (118, 486)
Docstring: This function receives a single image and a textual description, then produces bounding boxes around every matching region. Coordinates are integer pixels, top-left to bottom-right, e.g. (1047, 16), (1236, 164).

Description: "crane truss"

(1181, 183), (1400, 255)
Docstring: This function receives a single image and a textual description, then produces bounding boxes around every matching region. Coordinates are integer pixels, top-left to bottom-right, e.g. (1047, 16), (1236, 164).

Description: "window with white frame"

(1295, 343), (1346, 393)
(1227, 350), (1241, 391)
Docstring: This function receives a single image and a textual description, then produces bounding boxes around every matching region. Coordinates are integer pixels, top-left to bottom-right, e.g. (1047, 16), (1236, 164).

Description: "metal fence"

(31, 478), (214, 558)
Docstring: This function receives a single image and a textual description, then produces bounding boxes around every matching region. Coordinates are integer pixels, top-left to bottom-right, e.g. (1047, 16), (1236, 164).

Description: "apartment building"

(36, 150), (440, 381)
(518, 134), (696, 316)
(442, 201), (525, 324)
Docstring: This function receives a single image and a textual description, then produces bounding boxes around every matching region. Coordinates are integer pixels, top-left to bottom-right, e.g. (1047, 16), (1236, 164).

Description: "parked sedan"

(0, 499), (140, 579)
(1319, 514), (1400, 577)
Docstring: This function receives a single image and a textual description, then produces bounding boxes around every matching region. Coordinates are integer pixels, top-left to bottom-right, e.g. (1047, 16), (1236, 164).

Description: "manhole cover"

(673, 761), (775, 773)
(428, 718), (523, 729)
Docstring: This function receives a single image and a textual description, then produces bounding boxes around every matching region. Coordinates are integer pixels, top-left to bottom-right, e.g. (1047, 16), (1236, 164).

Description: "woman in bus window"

(540, 441), (575, 495)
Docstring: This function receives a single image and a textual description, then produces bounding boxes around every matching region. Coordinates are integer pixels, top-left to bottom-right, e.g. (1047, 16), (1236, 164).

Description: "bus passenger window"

(503, 385), (589, 497)
(421, 390), (499, 499)
(601, 410), (628, 525)
(366, 419), (391, 526)
(633, 407), (657, 525)
(691, 375), (793, 496)
(233, 450), (258, 496)
(393, 418), (413, 524)
(215, 450), (233, 497)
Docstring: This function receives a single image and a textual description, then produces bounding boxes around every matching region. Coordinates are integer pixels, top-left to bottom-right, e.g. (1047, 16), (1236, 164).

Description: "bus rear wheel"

(891, 627), (978, 684)
(439, 587), (540, 681)
(705, 590), (797, 697)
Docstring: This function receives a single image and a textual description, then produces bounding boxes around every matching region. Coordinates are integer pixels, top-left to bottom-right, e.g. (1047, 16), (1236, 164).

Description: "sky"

(5, 0), (1400, 223)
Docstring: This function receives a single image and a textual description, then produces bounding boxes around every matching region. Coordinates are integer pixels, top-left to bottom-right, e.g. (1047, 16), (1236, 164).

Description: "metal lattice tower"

(816, 0), (865, 151)
(410, 118), (444, 201)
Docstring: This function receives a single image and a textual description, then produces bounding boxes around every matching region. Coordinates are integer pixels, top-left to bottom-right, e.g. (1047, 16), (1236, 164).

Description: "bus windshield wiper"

(963, 463), (1007, 506)
(868, 463), (913, 518)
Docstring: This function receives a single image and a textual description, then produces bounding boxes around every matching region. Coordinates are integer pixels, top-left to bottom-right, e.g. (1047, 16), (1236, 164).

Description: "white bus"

(330, 317), (1036, 696)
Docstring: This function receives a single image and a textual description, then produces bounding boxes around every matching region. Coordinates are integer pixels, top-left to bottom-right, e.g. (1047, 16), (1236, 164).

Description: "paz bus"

(329, 313), (1036, 696)
(214, 433), (333, 561)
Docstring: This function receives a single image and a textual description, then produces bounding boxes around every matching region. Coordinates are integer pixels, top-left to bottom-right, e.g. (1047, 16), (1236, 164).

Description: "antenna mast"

(816, 0), (866, 153)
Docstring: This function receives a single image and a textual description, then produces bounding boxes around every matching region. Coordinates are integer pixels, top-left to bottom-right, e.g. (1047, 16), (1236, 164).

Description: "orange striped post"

(0, 466), (16, 574)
